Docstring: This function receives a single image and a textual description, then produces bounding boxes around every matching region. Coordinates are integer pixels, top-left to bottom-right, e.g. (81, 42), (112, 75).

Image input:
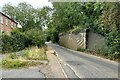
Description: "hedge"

(25, 28), (45, 47)
(2, 30), (31, 53)
(2, 28), (45, 53)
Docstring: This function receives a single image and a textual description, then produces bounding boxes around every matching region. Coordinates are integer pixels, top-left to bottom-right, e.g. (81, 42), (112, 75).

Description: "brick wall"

(0, 13), (17, 33)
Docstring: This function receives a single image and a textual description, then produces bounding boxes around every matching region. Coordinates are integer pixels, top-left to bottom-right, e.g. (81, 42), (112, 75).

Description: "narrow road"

(1, 49), (66, 79)
(47, 43), (119, 78)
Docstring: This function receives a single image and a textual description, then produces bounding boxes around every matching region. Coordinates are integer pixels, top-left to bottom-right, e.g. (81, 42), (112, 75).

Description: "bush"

(46, 35), (51, 42)
(77, 48), (86, 52)
(51, 31), (59, 43)
(22, 47), (47, 60)
(2, 28), (45, 53)
(8, 53), (18, 59)
(105, 31), (120, 53)
(11, 30), (32, 48)
(2, 34), (13, 53)
(2, 30), (31, 53)
(25, 28), (45, 47)
(45, 28), (59, 43)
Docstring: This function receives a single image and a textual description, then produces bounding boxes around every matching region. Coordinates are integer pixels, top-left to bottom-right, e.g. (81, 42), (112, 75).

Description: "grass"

(77, 48), (120, 62)
(2, 59), (41, 69)
(0, 59), (2, 68)
(77, 48), (86, 52)
(22, 47), (47, 60)
(1, 46), (48, 69)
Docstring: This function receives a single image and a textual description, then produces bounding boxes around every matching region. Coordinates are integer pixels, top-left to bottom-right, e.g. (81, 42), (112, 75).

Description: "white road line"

(66, 64), (82, 78)
(54, 51), (69, 79)
(54, 44), (118, 65)
(54, 50), (81, 78)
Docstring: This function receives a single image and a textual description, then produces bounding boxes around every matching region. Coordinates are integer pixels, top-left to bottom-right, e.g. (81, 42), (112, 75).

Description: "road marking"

(54, 51), (69, 79)
(54, 43), (118, 65)
(54, 50), (81, 79)
(66, 64), (82, 78)
(49, 43), (118, 78)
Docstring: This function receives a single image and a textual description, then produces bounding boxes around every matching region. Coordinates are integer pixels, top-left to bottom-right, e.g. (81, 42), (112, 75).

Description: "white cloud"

(0, 0), (52, 8)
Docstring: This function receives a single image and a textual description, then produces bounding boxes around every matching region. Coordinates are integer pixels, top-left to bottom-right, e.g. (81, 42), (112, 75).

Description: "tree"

(46, 2), (104, 42)
(98, 3), (120, 56)
(2, 2), (52, 31)
(2, 3), (16, 19)
(2, 3), (37, 31)
(98, 3), (120, 34)
(49, 2), (104, 32)
(37, 6), (52, 28)
(51, 2), (84, 32)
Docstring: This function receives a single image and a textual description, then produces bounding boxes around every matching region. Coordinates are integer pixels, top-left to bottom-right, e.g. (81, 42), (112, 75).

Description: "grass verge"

(1, 46), (48, 69)
(2, 59), (41, 69)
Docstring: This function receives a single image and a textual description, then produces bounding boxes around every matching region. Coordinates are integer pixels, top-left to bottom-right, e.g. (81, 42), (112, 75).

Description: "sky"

(0, 0), (53, 10)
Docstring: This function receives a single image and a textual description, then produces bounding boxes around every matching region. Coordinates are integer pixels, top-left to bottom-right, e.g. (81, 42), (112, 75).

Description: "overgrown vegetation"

(46, 2), (120, 60)
(2, 2), (120, 60)
(77, 46), (119, 60)
(2, 2), (50, 53)
(25, 28), (45, 47)
(2, 59), (41, 69)
(2, 29), (45, 53)
(1, 2), (49, 69)
(1, 47), (47, 69)
(2, 30), (30, 53)
(22, 47), (47, 60)
(2, 2), (51, 31)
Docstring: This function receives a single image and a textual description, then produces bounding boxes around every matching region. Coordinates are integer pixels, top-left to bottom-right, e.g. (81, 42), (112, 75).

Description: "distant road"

(47, 43), (118, 78)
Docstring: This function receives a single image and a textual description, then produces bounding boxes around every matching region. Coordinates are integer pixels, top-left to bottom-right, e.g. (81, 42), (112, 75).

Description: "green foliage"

(46, 35), (51, 42)
(97, 3), (120, 35)
(22, 49), (29, 58)
(2, 4), (16, 19)
(25, 28), (45, 47)
(11, 30), (31, 50)
(50, 2), (104, 33)
(77, 48), (86, 52)
(97, 3), (120, 59)
(2, 59), (23, 69)
(2, 3), (52, 31)
(47, 2), (104, 43)
(2, 3), (35, 31)
(22, 47), (47, 60)
(2, 30), (31, 53)
(51, 31), (59, 43)
(105, 31), (120, 53)
(1, 47), (47, 69)
(52, 3), (84, 32)
(2, 59), (40, 69)
(37, 6), (52, 28)
(8, 53), (18, 59)
(2, 34), (13, 53)
(48, 2), (120, 60)
(2, 2), (120, 60)
(45, 27), (59, 43)
(2, 28), (46, 53)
